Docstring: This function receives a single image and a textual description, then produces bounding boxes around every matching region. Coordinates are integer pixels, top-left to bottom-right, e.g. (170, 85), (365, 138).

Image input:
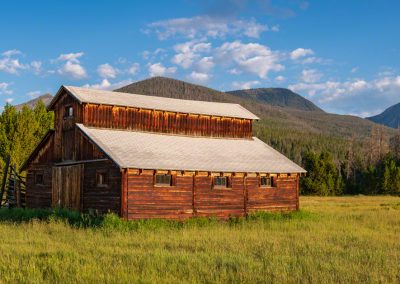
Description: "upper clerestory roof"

(48, 85), (260, 120)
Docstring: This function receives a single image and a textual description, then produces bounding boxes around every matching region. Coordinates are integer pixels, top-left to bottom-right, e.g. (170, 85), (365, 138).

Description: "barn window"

(213, 176), (231, 189)
(155, 174), (172, 186)
(96, 171), (108, 187)
(34, 172), (44, 185)
(64, 106), (73, 118)
(260, 176), (274, 187)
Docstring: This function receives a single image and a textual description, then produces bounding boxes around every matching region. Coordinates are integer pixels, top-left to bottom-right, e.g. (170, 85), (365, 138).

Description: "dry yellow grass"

(0, 196), (399, 283)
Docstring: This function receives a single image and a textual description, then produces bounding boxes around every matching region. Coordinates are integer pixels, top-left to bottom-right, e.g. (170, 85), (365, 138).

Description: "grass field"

(0, 196), (399, 283)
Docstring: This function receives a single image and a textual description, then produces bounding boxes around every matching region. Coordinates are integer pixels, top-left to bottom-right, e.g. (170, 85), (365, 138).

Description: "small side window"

(214, 176), (231, 189)
(155, 174), (172, 186)
(96, 171), (108, 187)
(34, 172), (44, 185)
(260, 176), (274, 187)
(65, 106), (73, 118)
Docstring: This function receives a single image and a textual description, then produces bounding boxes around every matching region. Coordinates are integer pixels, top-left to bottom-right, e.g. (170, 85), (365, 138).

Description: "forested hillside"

(1, 77), (400, 196)
(227, 88), (323, 112)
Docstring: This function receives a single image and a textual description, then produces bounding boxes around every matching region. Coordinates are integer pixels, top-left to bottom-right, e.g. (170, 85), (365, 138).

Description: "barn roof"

(76, 124), (305, 173)
(48, 85), (259, 120)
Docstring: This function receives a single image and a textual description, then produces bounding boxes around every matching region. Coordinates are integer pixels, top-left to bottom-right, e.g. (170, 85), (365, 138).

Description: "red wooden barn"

(21, 85), (306, 219)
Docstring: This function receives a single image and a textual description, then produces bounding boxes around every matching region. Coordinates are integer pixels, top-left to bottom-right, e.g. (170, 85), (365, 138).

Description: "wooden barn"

(21, 85), (306, 219)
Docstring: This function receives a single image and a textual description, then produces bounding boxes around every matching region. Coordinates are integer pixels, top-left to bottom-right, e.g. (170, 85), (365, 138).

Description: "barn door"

(52, 164), (83, 210)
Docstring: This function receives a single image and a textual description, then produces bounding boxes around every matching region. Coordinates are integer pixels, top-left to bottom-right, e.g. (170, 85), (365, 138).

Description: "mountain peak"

(226, 88), (323, 112)
(367, 102), (400, 128)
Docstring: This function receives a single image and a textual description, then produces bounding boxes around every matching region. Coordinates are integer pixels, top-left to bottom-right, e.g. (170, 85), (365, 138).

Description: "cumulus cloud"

(127, 63), (140, 75)
(5, 98), (14, 104)
(172, 41), (211, 69)
(300, 69), (323, 83)
(290, 48), (314, 60)
(187, 71), (210, 83)
(57, 52), (87, 79)
(289, 75), (400, 116)
(30, 61), (42, 74)
(275, 75), (286, 83)
(148, 62), (177, 77)
(57, 52), (84, 63)
(232, 80), (261, 89)
(97, 63), (118, 79)
(2, 49), (22, 57)
(0, 51), (26, 74)
(196, 56), (214, 72)
(215, 41), (284, 78)
(0, 82), (12, 95)
(146, 16), (271, 40)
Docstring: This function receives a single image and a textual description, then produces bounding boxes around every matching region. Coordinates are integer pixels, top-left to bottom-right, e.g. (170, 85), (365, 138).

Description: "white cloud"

(97, 63), (118, 79)
(0, 82), (12, 95)
(0, 57), (26, 74)
(215, 41), (284, 78)
(300, 69), (323, 83)
(57, 52), (84, 63)
(2, 49), (22, 57)
(57, 52), (87, 79)
(290, 48), (314, 60)
(83, 79), (134, 91)
(30, 61), (42, 74)
(232, 80), (261, 89)
(148, 62), (177, 77)
(172, 41), (211, 69)
(196, 56), (214, 72)
(58, 61), (87, 79)
(289, 75), (400, 116)
(351, 67), (359, 73)
(275, 75), (286, 83)
(146, 16), (270, 40)
(27, 90), (41, 99)
(187, 71), (209, 83)
(127, 63), (140, 75)
(5, 98), (14, 104)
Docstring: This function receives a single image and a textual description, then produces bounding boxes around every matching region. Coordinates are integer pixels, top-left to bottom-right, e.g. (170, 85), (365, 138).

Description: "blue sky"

(0, 0), (399, 116)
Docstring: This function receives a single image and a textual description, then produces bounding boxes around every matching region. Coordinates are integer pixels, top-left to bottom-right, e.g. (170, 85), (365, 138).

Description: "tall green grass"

(0, 196), (399, 283)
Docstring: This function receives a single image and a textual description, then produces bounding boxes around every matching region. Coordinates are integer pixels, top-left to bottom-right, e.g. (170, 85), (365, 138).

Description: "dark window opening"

(34, 172), (44, 185)
(65, 106), (73, 118)
(260, 176), (273, 187)
(214, 176), (229, 188)
(155, 174), (172, 186)
(96, 171), (108, 187)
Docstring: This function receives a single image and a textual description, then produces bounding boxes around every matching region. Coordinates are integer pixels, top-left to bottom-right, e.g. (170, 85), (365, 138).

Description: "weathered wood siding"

(82, 104), (253, 138)
(26, 164), (52, 208)
(82, 160), (121, 214)
(126, 171), (193, 219)
(26, 134), (55, 209)
(194, 176), (245, 218)
(53, 92), (84, 161)
(246, 176), (299, 212)
(125, 172), (299, 220)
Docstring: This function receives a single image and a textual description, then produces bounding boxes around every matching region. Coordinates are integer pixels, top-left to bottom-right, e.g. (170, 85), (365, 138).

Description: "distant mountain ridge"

(15, 94), (53, 111)
(367, 103), (400, 128)
(227, 88), (323, 112)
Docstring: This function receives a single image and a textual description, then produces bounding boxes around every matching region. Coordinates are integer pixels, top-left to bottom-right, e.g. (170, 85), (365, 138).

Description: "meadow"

(0, 196), (399, 283)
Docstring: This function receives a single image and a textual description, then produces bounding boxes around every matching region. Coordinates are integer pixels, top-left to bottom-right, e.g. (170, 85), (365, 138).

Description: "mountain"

(226, 88), (323, 112)
(367, 103), (400, 129)
(15, 94), (53, 111)
(115, 76), (241, 103)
